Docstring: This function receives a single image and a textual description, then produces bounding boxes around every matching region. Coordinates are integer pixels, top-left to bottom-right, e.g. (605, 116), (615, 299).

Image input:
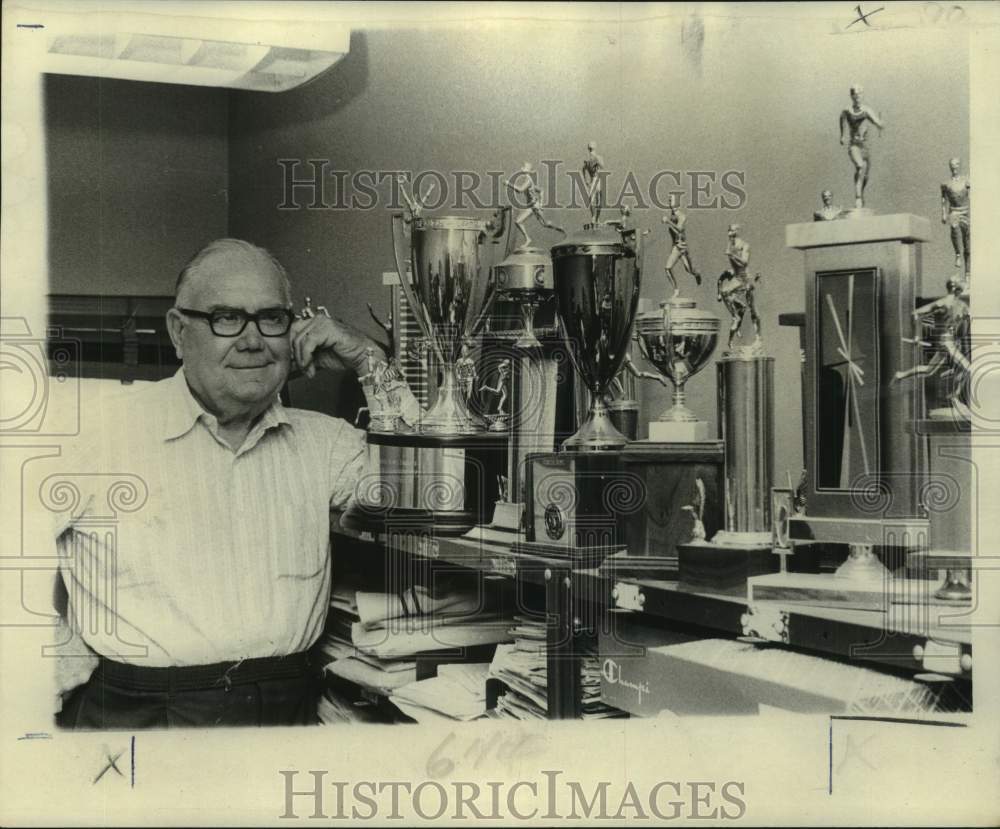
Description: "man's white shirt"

(53, 368), (368, 668)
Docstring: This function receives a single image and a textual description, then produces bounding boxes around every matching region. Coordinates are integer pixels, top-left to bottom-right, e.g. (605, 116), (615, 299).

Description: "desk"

(331, 515), (972, 719)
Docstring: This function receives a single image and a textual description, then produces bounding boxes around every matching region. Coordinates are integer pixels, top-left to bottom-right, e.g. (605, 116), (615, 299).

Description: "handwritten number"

(922, 2), (965, 25)
(426, 731), (456, 779)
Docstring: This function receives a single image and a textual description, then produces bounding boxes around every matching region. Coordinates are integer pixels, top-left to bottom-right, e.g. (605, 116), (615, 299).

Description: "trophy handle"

(391, 213), (433, 342)
(634, 329), (653, 365)
(483, 205), (512, 250)
(466, 206), (512, 338)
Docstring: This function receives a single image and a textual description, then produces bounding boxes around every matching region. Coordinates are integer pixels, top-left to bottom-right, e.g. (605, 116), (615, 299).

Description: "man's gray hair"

(175, 238), (292, 304)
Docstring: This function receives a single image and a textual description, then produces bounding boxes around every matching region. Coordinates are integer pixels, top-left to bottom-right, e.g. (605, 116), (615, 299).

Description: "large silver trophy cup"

(551, 221), (643, 451)
(391, 208), (510, 433)
(635, 298), (720, 442)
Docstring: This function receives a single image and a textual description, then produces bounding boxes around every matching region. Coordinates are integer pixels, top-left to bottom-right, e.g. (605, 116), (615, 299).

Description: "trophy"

(516, 183), (643, 561)
(342, 183), (511, 537)
(674, 223), (776, 593)
(895, 276), (973, 603)
(549, 210), (643, 451)
(750, 210), (934, 609)
(634, 299), (719, 441)
(712, 223), (773, 546)
(628, 196), (719, 442)
(391, 194), (511, 434)
(494, 161), (564, 349)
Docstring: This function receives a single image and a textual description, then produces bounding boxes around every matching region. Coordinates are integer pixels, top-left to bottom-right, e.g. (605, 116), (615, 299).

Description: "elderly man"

(54, 238), (410, 729)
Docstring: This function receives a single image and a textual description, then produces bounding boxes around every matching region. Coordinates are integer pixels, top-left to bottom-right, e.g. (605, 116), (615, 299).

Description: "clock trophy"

(749, 210), (933, 610)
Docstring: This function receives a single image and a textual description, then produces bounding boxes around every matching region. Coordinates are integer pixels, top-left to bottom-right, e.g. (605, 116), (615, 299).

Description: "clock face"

(815, 268), (881, 490)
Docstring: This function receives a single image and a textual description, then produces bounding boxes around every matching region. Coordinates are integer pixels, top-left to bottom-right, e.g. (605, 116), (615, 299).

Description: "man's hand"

(291, 314), (387, 378)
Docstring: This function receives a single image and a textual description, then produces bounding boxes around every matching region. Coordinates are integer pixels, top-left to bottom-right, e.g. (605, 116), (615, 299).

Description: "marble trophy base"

(648, 419), (709, 442)
(748, 544), (895, 610)
(747, 571), (891, 611)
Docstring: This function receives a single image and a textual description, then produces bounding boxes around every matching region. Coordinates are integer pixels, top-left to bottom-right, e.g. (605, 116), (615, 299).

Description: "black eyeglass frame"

(174, 306), (295, 338)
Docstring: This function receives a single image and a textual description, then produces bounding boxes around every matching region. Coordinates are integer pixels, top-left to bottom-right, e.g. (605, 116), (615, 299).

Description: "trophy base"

(599, 550), (679, 578)
(513, 540), (618, 566)
(747, 572), (891, 611)
(352, 431), (506, 536)
(490, 500), (524, 532)
(678, 541), (820, 597)
(608, 401), (639, 442)
(417, 371), (483, 435)
(648, 420), (709, 442)
(748, 543), (893, 610)
(418, 417), (482, 436)
(721, 342), (765, 360)
(834, 544), (891, 582)
(621, 440), (724, 563)
(710, 530), (772, 548)
(523, 450), (627, 555)
(928, 406), (967, 421)
(906, 549), (973, 604)
(342, 504), (480, 537)
(934, 574), (972, 603)
(562, 404), (629, 452)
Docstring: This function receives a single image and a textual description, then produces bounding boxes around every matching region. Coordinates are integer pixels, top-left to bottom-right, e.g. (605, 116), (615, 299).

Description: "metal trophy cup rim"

(635, 297), (720, 424)
(391, 207), (511, 434)
(551, 224), (642, 452)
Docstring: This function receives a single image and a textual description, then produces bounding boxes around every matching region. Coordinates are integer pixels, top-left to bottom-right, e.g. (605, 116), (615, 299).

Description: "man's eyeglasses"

(175, 307), (294, 338)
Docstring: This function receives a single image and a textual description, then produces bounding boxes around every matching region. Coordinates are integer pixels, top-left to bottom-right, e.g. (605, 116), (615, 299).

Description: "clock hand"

(825, 291), (871, 480)
(836, 346), (865, 385)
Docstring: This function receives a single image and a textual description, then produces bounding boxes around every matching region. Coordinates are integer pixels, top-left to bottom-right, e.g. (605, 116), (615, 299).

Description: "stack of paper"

(320, 580), (417, 694)
(350, 613), (512, 659)
(349, 585), (513, 660)
(389, 663), (491, 723)
(327, 654), (417, 696)
(317, 685), (393, 725)
(488, 614), (549, 719)
(320, 580), (363, 662)
(580, 646), (628, 720)
(356, 585), (484, 626)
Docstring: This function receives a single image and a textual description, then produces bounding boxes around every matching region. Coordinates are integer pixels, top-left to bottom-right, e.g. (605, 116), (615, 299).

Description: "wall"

(231, 18), (967, 477)
(45, 75), (229, 296)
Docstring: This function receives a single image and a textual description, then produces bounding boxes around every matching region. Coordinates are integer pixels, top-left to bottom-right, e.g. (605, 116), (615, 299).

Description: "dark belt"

(96, 652), (313, 693)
